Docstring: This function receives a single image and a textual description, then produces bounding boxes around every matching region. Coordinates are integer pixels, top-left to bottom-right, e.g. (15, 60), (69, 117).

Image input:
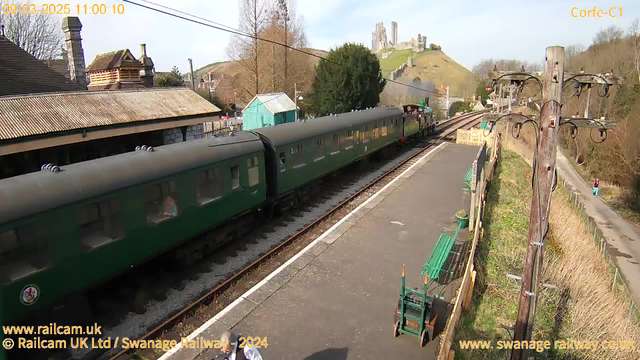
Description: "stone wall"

(163, 124), (204, 144)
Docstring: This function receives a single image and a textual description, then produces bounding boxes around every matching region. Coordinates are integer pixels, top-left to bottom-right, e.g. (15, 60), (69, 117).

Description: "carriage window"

(292, 144), (306, 168)
(382, 120), (388, 136)
(76, 197), (124, 250)
(145, 181), (178, 225)
(196, 168), (222, 206)
(248, 156), (260, 187)
(345, 130), (354, 150)
(231, 166), (240, 189)
(279, 152), (287, 172)
(330, 134), (340, 155)
(373, 122), (380, 139)
(362, 125), (369, 143)
(314, 137), (325, 161)
(0, 222), (49, 284)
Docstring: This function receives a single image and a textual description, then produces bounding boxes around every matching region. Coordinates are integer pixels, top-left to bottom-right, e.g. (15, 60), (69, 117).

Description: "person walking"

(593, 178), (600, 197)
(215, 331), (263, 360)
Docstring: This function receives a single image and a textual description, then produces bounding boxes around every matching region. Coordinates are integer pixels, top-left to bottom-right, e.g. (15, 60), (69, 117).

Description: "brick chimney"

(139, 43), (155, 87)
(61, 17), (87, 87)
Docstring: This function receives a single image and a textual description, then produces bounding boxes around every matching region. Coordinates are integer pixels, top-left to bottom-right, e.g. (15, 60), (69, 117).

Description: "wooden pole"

(510, 46), (564, 360)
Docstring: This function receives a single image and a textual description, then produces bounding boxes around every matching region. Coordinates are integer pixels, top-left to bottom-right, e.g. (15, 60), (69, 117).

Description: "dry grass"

(454, 141), (640, 359)
(546, 189), (640, 359)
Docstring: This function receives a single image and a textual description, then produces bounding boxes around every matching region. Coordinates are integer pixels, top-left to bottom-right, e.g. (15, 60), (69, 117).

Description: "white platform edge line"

(158, 141), (446, 359)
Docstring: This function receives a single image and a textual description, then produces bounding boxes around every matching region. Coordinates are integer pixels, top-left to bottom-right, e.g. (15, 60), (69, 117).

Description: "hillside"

(191, 48), (329, 83)
(378, 49), (478, 106)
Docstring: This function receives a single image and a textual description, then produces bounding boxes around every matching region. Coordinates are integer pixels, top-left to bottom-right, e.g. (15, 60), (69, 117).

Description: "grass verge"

(453, 150), (640, 360)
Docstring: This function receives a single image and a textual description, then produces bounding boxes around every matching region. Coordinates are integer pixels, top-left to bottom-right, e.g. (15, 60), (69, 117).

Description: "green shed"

(242, 92), (298, 130)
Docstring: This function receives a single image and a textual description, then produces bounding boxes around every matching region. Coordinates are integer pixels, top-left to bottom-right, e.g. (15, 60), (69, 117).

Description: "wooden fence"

(437, 137), (502, 360)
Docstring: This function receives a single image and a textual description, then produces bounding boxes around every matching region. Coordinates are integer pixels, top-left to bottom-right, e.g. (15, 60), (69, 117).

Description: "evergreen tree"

(310, 43), (386, 115)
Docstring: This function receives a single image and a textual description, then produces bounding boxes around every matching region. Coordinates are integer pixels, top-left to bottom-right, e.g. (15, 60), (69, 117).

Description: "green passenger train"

(0, 106), (436, 355)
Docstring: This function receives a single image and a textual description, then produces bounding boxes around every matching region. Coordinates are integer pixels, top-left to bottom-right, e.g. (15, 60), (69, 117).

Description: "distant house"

(86, 45), (154, 91)
(242, 93), (297, 130)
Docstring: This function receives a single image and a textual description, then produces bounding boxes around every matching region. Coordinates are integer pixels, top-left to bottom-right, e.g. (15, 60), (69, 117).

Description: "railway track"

(104, 111), (485, 360)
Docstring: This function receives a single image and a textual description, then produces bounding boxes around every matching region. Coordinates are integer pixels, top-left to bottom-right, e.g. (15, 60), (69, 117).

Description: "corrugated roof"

(0, 36), (86, 96)
(0, 88), (221, 141)
(86, 49), (143, 72)
(243, 92), (297, 114)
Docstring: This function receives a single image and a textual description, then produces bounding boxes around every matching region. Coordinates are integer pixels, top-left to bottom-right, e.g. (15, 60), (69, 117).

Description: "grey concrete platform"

(163, 142), (480, 360)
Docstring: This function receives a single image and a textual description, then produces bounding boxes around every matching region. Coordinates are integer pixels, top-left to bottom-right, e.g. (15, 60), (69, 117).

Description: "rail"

(108, 110), (486, 360)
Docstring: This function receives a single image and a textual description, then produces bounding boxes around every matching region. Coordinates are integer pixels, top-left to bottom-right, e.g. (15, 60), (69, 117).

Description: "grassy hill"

(378, 49), (478, 106)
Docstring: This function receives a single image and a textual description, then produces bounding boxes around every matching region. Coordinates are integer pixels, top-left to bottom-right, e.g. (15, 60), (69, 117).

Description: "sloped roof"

(243, 92), (297, 114)
(42, 59), (70, 79)
(0, 88), (221, 141)
(0, 36), (86, 96)
(86, 49), (143, 72)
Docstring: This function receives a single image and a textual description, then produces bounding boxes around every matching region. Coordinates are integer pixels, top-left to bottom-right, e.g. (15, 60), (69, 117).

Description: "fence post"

(470, 160), (477, 229)
(613, 268), (618, 292)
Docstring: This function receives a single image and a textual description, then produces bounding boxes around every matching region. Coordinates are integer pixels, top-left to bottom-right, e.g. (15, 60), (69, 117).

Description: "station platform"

(162, 142), (480, 360)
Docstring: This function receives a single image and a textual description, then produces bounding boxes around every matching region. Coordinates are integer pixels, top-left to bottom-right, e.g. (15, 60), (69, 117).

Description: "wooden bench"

(422, 224), (461, 283)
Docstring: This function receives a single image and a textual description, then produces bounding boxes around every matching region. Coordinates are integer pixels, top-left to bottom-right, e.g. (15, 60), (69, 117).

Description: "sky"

(36, 0), (640, 73)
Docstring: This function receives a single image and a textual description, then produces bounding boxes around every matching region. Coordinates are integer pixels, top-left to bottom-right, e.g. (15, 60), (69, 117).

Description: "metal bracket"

(533, 242), (544, 247)
(507, 274), (522, 282)
(525, 291), (536, 297)
(500, 324), (515, 340)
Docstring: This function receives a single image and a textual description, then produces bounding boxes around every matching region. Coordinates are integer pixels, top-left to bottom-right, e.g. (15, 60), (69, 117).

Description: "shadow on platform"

(304, 347), (349, 360)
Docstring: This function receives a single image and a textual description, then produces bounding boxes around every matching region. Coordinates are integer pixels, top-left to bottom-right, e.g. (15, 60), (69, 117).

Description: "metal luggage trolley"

(393, 265), (437, 347)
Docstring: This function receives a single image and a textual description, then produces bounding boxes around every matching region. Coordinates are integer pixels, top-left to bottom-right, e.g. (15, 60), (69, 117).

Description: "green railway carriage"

(255, 107), (404, 201)
(0, 133), (266, 326)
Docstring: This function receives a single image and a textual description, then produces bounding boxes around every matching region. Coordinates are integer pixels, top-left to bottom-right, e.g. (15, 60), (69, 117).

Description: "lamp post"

(294, 83), (303, 121)
(234, 92), (237, 123)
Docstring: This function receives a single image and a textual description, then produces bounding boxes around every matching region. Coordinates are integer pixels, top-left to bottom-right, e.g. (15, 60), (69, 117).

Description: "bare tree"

(0, 1), (63, 60)
(629, 18), (640, 82)
(593, 25), (624, 45)
(565, 43), (585, 71)
(227, 0), (269, 97)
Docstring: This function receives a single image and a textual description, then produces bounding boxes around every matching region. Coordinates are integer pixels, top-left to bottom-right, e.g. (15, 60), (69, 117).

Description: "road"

(556, 149), (640, 304)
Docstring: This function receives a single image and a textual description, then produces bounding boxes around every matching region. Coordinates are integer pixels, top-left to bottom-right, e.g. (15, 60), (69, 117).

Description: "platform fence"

(437, 136), (501, 360)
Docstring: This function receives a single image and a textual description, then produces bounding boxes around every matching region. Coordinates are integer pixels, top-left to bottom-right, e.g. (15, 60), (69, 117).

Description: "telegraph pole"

(188, 58), (195, 90)
(510, 46), (564, 360)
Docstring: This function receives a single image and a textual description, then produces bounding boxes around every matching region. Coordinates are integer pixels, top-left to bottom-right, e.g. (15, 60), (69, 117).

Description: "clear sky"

(40, 0), (640, 73)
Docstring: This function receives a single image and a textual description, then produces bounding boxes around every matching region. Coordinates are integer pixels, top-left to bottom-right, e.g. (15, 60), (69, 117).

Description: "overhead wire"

(121, 0), (448, 98)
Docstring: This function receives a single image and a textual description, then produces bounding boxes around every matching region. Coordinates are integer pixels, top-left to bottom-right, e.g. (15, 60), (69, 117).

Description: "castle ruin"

(371, 21), (426, 54)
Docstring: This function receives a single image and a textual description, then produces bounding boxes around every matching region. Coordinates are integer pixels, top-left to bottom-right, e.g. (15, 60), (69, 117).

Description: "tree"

(429, 43), (441, 51)
(310, 43), (386, 115)
(449, 101), (472, 115)
(155, 66), (184, 87)
(258, 0), (308, 97)
(475, 82), (491, 106)
(227, 0), (269, 97)
(593, 25), (624, 45)
(0, 0), (63, 59)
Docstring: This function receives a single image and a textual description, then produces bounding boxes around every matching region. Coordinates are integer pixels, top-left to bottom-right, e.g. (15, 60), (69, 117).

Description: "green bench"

(462, 166), (473, 192)
(422, 224), (462, 283)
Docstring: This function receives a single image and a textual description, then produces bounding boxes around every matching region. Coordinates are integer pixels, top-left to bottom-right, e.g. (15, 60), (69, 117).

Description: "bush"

(449, 101), (472, 115)
(429, 43), (441, 51)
